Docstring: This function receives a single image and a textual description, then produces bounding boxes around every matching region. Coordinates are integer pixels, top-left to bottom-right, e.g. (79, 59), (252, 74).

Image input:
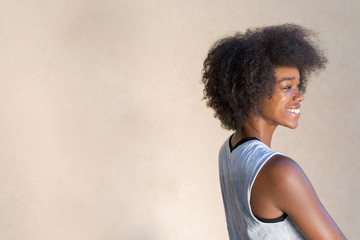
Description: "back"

(218, 136), (305, 240)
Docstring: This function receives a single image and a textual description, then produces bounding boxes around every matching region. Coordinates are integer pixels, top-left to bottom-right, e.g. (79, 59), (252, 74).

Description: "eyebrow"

(278, 76), (296, 82)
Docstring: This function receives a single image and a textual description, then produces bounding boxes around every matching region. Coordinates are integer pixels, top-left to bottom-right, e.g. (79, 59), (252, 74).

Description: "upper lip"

(286, 104), (301, 109)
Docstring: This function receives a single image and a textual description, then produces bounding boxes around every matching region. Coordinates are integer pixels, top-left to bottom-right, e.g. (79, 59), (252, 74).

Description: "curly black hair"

(202, 24), (327, 130)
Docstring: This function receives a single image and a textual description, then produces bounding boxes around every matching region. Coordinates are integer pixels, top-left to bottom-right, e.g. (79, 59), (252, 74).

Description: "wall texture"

(0, 0), (358, 239)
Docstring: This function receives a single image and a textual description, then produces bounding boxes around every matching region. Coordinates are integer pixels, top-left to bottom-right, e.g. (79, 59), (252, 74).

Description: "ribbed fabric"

(219, 136), (305, 240)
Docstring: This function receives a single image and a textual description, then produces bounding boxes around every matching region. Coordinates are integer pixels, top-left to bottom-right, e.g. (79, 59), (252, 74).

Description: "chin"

(281, 121), (299, 129)
(287, 123), (299, 129)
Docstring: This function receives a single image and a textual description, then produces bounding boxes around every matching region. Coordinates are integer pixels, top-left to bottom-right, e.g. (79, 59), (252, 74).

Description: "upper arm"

(262, 155), (346, 239)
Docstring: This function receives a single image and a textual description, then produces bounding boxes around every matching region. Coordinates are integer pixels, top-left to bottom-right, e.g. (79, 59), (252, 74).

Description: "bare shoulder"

(260, 154), (318, 209)
(258, 154), (346, 239)
(260, 154), (307, 186)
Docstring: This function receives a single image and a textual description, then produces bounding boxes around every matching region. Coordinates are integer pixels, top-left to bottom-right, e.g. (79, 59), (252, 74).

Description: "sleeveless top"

(219, 136), (306, 240)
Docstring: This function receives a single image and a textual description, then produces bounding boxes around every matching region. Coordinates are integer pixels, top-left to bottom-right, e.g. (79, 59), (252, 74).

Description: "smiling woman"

(262, 66), (304, 130)
(202, 24), (346, 239)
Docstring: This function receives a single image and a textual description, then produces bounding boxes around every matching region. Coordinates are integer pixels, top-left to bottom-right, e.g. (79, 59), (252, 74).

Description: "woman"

(202, 24), (346, 239)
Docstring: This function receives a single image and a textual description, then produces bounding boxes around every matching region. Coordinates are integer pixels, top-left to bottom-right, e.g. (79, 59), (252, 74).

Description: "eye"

(283, 85), (292, 90)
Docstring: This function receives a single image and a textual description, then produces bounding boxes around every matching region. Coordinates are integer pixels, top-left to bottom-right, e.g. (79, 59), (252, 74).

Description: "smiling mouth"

(286, 108), (300, 115)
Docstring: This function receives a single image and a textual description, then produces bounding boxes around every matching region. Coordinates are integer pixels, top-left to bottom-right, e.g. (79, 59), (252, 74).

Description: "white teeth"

(287, 108), (300, 114)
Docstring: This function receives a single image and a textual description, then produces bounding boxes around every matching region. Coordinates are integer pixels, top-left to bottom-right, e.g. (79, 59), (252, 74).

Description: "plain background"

(0, 0), (359, 239)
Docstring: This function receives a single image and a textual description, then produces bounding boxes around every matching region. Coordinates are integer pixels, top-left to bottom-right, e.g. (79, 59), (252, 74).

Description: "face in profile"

(260, 66), (304, 129)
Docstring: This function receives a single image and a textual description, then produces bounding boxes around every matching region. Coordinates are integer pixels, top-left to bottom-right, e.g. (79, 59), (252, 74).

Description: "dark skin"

(230, 66), (346, 239)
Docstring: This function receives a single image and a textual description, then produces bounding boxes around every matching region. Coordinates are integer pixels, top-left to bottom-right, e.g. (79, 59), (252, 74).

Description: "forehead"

(274, 66), (300, 82)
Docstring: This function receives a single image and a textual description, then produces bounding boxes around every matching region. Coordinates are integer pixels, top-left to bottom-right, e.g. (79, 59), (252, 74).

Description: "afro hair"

(202, 24), (327, 130)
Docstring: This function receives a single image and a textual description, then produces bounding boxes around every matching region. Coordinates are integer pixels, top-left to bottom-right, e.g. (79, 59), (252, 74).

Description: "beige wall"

(0, 0), (359, 239)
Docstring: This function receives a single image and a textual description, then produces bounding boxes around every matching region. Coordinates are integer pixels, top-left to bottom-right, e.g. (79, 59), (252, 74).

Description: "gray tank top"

(219, 136), (306, 239)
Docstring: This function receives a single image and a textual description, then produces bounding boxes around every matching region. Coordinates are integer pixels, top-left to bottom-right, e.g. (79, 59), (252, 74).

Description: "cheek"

(268, 98), (282, 111)
(269, 100), (287, 117)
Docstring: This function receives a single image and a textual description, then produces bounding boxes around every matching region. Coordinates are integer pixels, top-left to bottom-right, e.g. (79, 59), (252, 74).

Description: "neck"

(233, 115), (277, 148)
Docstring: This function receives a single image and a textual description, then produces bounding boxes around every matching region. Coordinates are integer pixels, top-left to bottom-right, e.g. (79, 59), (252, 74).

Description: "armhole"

(249, 153), (288, 224)
(254, 213), (288, 223)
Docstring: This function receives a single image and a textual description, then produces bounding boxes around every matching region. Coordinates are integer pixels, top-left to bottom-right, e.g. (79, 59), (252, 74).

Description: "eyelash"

(283, 85), (300, 91)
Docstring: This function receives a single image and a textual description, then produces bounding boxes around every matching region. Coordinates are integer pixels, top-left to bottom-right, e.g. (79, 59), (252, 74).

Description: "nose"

(293, 89), (304, 102)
